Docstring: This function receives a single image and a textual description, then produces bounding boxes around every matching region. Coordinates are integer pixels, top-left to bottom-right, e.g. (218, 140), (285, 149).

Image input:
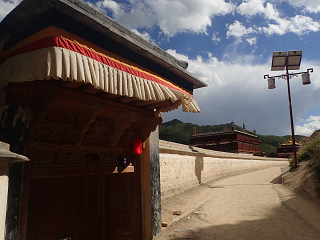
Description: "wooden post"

(149, 127), (162, 239)
(140, 138), (152, 240)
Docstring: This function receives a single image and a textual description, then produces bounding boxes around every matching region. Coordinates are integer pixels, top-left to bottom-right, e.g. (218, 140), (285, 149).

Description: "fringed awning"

(0, 26), (200, 113)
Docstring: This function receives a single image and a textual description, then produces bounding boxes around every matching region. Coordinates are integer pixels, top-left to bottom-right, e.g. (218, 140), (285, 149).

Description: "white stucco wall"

(0, 161), (9, 240)
(159, 140), (289, 199)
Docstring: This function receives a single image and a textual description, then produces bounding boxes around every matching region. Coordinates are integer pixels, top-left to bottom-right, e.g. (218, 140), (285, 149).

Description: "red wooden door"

(26, 173), (141, 240)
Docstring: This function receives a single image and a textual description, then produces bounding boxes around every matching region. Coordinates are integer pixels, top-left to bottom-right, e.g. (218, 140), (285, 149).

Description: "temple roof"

(0, 0), (206, 90)
(190, 129), (259, 139)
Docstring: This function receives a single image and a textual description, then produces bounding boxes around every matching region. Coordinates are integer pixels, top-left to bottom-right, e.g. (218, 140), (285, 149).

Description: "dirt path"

(158, 167), (320, 240)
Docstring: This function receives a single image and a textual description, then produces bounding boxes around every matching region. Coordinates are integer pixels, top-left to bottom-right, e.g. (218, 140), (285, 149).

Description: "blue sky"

(2, 0), (320, 136)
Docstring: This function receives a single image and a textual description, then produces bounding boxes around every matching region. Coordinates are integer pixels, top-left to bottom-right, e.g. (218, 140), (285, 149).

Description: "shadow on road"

(194, 155), (204, 184)
(161, 195), (320, 240)
(270, 175), (283, 184)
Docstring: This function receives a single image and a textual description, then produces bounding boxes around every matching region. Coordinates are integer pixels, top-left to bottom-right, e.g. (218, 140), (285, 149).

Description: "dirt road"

(158, 167), (320, 240)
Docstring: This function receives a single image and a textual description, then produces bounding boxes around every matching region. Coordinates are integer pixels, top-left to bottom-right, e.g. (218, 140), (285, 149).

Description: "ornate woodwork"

(4, 81), (162, 240)
(6, 82), (163, 174)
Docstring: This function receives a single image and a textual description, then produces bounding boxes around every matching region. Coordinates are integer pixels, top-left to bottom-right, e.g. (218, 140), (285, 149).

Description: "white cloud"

(236, 1), (320, 37)
(289, 15), (320, 34)
(295, 116), (320, 136)
(226, 20), (256, 40)
(246, 37), (257, 45)
(212, 32), (221, 44)
(94, 0), (122, 14)
(130, 29), (157, 44)
(237, 0), (267, 17)
(0, 0), (21, 21)
(92, 0), (235, 36)
(237, 1), (281, 20)
(163, 50), (320, 136)
(285, 0), (320, 13)
(263, 15), (320, 36)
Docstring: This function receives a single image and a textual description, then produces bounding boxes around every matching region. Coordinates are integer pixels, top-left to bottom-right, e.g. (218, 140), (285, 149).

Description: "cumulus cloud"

(285, 0), (320, 13)
(92, 0), (235, 36)
(236, 0), (320, 37)
(263, 15), (320, 36)
(0, 0), (21, 21)
(246, 37), (257, 45)
(237, 1), (280, 19)
(130, 29), (157, 44)
(212, 32), (221, 44)
(226, 20), (256, 40)
(94, 0), (122, 14)
(237, 0), (268, 17)
(296, 116), (320, 136)
(163, 50), (320, 135)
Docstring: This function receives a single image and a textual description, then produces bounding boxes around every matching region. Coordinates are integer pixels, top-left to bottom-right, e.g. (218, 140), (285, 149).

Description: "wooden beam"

(81, 84), (103, 94)
(97, 92), (121, 99)
(145, 99), (172, 110)
(19, 81), (155, 115)
(31, 166), (134, 179)
(117, 96), (138, 103)
(132, 100), (157, 107)
(62, 81), (85, 89)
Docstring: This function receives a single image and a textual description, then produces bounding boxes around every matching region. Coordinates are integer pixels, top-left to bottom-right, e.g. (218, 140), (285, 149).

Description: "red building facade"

(190, 130), (261, 154)
(276, 140), (301, 158)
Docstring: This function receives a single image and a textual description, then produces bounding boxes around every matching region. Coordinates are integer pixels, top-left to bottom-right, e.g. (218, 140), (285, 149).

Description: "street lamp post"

(264, 50), (313, 168)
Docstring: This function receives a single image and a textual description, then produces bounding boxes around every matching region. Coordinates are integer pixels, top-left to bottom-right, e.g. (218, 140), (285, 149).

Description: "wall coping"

(0, 142), (29, 163)
(159, 140), (287, 162)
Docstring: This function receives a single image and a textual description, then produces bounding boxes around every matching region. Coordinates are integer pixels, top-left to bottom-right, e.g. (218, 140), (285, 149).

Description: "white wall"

(159, 140), (288, 199)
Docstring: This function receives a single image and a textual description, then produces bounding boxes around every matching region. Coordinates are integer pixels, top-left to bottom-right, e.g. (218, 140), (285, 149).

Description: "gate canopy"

(0, 0), (206, 113)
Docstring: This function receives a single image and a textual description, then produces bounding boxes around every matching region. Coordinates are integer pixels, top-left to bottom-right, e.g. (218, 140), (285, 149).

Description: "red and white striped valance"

(0, 27), (200, 113)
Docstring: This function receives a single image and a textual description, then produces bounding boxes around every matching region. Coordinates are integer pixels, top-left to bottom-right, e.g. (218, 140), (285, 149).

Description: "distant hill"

(159, 119), (306, 157)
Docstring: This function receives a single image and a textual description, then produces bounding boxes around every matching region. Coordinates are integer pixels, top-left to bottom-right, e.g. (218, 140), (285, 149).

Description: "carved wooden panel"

(29, 147), (135, 167)
(82, 116), (116, 147)
(33, 107), (79, 144)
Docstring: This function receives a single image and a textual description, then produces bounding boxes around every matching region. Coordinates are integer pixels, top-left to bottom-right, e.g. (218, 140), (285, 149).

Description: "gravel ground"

(158, 167), (320, 240)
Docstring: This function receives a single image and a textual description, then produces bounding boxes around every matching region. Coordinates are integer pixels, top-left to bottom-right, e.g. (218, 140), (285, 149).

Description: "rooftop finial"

(231, 120), (235, 130)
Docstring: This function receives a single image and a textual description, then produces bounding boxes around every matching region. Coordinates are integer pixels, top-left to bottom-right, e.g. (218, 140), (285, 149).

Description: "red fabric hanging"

(133, 136), (143, 155)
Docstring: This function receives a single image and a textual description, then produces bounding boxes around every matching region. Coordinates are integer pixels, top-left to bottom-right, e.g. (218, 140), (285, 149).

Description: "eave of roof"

(190, 130), (259, 138)
(0, 0), (207, 90)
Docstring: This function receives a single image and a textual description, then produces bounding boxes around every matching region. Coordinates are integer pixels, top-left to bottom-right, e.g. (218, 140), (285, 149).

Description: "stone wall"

(159, 140), (289, 199)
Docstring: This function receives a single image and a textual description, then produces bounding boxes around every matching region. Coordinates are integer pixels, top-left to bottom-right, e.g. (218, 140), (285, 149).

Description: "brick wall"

(159, 140), (289, 199)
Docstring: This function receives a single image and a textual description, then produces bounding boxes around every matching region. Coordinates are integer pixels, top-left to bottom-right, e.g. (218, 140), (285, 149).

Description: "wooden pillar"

(139, 127), (162, 240)
(140, 138), (152, 240)
(149, 127), (161, 239)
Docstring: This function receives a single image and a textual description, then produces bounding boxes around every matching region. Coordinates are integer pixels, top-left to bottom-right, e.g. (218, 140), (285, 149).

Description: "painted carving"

(141, 114), (163, 141)
(111, 112), (137, 146)
(83, 116), (115, 146)
(58, 152), (87, 164)
(72, 103), (100, 144)
(118, 123), (142, 148)
(29, 146), (134, 166)
(30, 151), (53, 165)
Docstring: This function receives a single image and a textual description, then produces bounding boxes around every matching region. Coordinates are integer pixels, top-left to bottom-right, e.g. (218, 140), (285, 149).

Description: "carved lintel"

(110, 112), (137, 146)
(72, 103), (101, 145)
(28, 92), (55, 143)
(58, 152), (87, 164)
(141, 114), (163, 142)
